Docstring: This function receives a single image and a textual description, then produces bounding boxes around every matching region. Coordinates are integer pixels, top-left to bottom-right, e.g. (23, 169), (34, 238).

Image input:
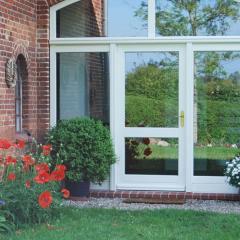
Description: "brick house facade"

(0, 0), (104, 141)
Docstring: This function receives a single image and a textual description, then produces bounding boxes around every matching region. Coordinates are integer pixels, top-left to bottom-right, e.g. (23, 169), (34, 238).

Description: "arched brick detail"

(11, 42), (30, 69)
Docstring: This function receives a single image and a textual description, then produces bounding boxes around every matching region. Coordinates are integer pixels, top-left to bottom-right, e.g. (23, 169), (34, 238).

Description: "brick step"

(90, 191), (240, 201)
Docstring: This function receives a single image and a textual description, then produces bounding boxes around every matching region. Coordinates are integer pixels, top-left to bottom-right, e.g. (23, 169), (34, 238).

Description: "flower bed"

(0, 138), (69, 232)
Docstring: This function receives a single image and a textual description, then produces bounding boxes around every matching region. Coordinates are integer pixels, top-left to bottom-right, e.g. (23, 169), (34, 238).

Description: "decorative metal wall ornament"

(5, 58), (17, 88)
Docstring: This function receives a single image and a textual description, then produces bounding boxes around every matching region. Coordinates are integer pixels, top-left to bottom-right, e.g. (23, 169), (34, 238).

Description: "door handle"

(180, 111), (184, 128)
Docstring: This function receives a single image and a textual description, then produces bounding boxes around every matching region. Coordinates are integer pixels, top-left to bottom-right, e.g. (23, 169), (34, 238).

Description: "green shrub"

(126, 95), (177, 127)
(48, 117), (116, 184)
(126, 63), (240, 144)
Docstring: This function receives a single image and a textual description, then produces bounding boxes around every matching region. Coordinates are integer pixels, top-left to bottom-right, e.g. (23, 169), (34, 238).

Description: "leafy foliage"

(126, 64), (178, 127)
(48, 117), (116, 183)
(136, 0), (240, 36)
(126, 63), (240, 144)
(225, 156), (240, 187)
(0, 174), (61, 227)
(0, 210), (14, 235)
(0, 139), (65, 229)
(135, 0), (240, 90)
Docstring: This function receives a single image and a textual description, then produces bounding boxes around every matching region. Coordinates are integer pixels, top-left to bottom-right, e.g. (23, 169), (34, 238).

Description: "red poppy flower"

(5, 156), (17, 166)
(15, 139), (25, 149)
(22, 155), (35, 166)
(7, 172), (16, 181)
(50, 169), (65, 181)
(25, 180), (31, 188)
(35, 163), (50, 173)
(0, 139), (11, 150)
(42, 144), (52, 156)
(56, 164), (67, 172)
(143, 138), (150, 145)
(144, 147), (152, 157)
(34, 171), (50, 184)
(38, 191), (53, 209)
(61, 188), (70, 199)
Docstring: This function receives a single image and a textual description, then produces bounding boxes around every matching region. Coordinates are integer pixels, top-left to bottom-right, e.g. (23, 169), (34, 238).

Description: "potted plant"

(48, 117), (116, 198)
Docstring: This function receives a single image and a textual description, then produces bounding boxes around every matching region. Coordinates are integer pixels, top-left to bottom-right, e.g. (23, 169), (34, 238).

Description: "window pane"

(125, 52), (179, 127)
(155, 0), (240, 36)
(57, 0), (105, 37)
(125, 138), (178, 175)
(194, 51), (240, 176)
(57, 52), (109, 124)
(108, 0), (148, 37)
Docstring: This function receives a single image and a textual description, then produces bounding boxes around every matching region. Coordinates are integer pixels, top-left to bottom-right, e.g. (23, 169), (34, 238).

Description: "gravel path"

(64, 198), (240, 214)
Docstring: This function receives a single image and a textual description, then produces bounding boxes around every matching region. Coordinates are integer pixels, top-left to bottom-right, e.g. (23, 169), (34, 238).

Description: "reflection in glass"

(57, 52), (109, 124)
(108, 0), (148, 37)
(194, 51), (240, 176)
(125, 52), (179, 127)
(154, 0), (240, 36)
(125, 138), (178, 175)
(57, 0), (105, 38)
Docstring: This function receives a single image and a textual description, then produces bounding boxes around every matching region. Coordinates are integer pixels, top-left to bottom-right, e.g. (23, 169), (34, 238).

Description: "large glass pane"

(57, 0), (105, 38)
(108, 0), (148, 37)
(155, 0), (240, 36)
(57, 52), (109, 124)
(125, 137), (178, 175)
(125, 52), (179, 127)
(194, 51), (240, 176)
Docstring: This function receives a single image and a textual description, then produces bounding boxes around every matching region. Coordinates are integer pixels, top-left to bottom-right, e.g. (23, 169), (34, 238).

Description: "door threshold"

(89, 190), (240, 201)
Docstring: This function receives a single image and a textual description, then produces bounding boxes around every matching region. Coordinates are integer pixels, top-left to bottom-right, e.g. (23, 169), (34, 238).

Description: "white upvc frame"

(50, 0), (156, 40)
(50, 45), (110, 128)
(188, 43), (240, 194)
(148, 0), (156, 38)
(115, 44), (186, 191)
(49, 0), (240, 193)
(50, 0), (82, 39)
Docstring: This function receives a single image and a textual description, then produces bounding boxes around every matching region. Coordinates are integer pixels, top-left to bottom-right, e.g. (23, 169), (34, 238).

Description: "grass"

(137, 144), (239, 161)
(5, 207), (240, 240)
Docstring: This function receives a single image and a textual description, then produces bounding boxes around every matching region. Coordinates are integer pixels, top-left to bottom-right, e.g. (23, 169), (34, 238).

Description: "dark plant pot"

(65, 180), (90, 198)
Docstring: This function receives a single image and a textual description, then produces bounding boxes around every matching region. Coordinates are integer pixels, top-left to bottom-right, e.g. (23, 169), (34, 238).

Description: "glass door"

(190, 44), (240, 194)
(116, 44), (186, 190)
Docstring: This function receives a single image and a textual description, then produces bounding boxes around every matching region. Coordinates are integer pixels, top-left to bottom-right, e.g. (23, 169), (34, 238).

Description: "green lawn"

(5, 207), (240, 240)
(137, 144), (239, 161)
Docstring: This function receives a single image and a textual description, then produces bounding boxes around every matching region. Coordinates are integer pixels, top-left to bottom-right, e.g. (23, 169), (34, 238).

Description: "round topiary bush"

(48, 117), (116, 184)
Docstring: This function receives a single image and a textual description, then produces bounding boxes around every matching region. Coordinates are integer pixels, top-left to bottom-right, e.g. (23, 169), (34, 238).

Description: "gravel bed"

(64, 198), (240, 214)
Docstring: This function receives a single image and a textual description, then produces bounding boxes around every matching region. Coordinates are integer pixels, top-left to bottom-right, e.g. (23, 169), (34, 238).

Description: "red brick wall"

(0, 0), (105, 141)
(37, 0), (51, 141)
(0, 0), (38, 140)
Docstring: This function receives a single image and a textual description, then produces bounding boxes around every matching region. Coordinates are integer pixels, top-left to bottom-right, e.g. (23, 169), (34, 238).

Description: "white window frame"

(50, 0), (156, 39)
(50, 0), (240, 193)
(115, 44), (186, 191)
(189, 43), (240, 194)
